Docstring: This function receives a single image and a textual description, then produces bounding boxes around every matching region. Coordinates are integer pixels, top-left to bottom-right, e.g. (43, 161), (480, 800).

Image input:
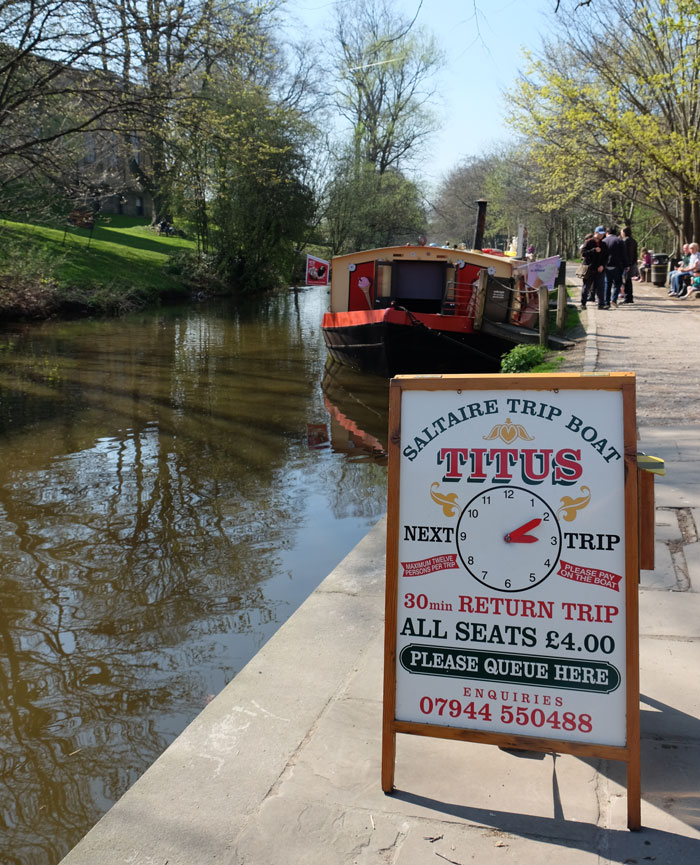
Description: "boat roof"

(330, 245), (517, 279)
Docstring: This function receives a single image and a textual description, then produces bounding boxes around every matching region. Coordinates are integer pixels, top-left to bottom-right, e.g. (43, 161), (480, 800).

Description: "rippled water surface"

(0, 289), (389, 864)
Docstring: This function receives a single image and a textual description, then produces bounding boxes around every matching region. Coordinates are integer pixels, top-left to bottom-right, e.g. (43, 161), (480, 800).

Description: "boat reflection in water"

(317, 361), (389, 465)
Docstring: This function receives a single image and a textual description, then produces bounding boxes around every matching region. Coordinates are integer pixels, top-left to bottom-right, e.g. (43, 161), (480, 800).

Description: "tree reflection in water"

(0, 289), (388, 864)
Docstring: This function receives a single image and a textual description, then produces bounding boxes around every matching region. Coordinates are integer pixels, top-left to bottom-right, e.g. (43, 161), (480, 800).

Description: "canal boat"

(321, 244), (551, 377)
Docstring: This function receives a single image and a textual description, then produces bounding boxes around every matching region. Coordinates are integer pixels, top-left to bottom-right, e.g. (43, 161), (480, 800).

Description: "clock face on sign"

(456, 485), (563, 592)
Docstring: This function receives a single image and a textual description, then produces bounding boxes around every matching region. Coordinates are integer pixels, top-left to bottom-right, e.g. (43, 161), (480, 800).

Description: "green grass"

(1, 215), (194, 290)
(0, 215), (198, 316)
(529, 354), (565, 373)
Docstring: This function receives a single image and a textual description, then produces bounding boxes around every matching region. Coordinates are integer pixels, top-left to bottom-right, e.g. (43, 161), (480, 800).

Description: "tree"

(429, 144), (599, 258)
(0, 0), (286, 224)
(429, 155), (494, 245)
(208, 87), (316, 289)
(319, 0), (440, 253)
(332, 0), (442, 175)
(0, 0), (146, 215)
(108, 0), (284, 224)
(324, 151), (426, 253)
(509, 0), (700, 248)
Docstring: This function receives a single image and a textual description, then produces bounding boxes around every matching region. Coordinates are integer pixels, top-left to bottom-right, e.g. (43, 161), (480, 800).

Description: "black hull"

(322, 320), (510, 377)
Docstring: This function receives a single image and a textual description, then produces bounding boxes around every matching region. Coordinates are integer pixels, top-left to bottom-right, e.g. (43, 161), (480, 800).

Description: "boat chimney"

(472, 199), (487, 250)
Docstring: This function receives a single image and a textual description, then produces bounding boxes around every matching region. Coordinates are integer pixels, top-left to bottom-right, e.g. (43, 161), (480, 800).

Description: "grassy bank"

(0, 216), (197, 319)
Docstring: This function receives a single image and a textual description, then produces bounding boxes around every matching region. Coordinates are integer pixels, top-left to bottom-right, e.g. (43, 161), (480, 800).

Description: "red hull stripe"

(322, 308), (474, 334)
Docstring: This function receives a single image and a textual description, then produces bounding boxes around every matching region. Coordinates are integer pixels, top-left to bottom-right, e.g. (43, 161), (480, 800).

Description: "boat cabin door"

(482, 273), (513, 323)
(373, 259), (450, 314)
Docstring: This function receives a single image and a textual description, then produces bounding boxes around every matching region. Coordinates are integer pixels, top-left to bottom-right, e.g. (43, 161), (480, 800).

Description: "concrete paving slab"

(639, 590), (700, 637)
(655, 488), (700, 509)
(653, 480), (700, 509)
(266, 692), (602, 828)
(655, 469), (700, 485)
(639, 540), (678, 590)
(232, 796), (410, 865)
(640, 638), (700, 740)
(389, 740), (602, 832)
(395, 821), (605, 865)
(653, 463), (700, 486)
(638, 432), (699, 459)
(636, 742), (700, 832)
(317, 516), (387, 599)
(594, 748), (700, 844)
(683, 540), (700, 592)
(343, 626), (385, 703)
(653, 514), (680, 541)
(606, 827), (700, 863)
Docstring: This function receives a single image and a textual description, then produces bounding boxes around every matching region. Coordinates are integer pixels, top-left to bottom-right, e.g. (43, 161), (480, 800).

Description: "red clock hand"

(504, 518), (542, 543)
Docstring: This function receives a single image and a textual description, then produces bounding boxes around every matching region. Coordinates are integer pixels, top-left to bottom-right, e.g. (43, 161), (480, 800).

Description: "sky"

(283, 0), (558, 185)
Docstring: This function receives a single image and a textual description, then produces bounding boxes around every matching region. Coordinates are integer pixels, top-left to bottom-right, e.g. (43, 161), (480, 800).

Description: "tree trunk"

(692, 198), (700, 244)
(682, 194), (692, 244)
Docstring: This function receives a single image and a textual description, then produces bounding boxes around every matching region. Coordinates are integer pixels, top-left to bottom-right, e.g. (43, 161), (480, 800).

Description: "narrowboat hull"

(322, 310), (510, 377)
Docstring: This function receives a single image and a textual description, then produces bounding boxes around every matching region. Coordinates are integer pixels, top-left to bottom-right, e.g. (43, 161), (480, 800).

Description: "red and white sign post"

(305, 254), (330, 286)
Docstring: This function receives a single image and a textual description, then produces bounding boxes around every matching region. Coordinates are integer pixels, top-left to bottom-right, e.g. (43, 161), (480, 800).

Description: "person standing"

(580, 226), (609, 309)
(620, 226), (638, 304)
(602, 226), (628, 307)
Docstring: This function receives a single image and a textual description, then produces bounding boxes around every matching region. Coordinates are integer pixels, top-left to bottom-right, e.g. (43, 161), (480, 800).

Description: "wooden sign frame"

(382, 372), (640, 830)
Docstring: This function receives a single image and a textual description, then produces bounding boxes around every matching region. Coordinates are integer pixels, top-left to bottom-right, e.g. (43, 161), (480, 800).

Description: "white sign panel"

(394, 386), (627, 747)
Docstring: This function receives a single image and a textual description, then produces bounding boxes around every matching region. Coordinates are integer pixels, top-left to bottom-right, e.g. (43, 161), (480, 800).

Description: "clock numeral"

(467, 555), (474, 565)
(543, 512), (550, 521)
(467, 508), (479, 518)
(504, 489), (513, 499)
(505, 579), (511, 588)
(481, 494), (491, 504)
(529, 573), (536, 581)
(481, 570), (488, 578)
(544, 559), (551, 567)
(550, 536), (558, 545)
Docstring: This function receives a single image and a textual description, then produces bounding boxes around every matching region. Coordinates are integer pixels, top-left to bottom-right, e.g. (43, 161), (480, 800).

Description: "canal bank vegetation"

(500, 343), (564, 375)
(0, 217), (197, 318)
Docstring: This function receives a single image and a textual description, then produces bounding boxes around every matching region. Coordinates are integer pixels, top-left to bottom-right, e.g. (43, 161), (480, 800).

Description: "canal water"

(0, 288), (389, 865)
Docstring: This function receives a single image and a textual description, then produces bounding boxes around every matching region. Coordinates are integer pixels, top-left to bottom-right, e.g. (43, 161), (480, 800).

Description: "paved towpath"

(59, 274), (700, 865)
(574, 273), (700, 427)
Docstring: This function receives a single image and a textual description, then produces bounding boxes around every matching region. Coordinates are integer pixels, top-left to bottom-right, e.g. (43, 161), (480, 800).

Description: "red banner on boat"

(402, 554), (459, 577)
(558, 560), (622, 592)
(306, 254), (330, 286)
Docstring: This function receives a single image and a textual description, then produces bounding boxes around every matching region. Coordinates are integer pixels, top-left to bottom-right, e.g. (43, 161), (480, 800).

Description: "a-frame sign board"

(382, 372), (641, 830)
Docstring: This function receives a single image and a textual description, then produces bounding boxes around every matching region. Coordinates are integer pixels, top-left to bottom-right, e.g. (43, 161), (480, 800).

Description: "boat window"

(376, 263), (392, 305)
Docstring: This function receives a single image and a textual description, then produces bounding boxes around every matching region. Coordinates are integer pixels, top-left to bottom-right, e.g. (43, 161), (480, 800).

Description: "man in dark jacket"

(603, 226), (628, 307)
(580, 226), (609, 310)
(621, 226), (638, 304)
